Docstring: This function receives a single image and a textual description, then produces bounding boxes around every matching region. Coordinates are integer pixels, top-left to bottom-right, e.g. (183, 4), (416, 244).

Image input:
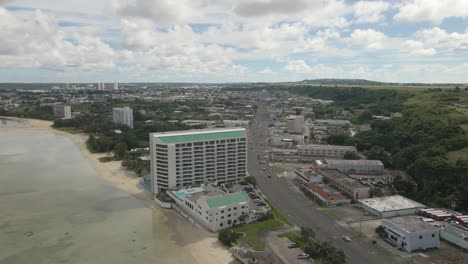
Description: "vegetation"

(343, 151), (359, 160)
(229, 218), (283, 250)
(291, 85), (468, 212)
(218, 229), (243, 247)
(242, 176), (257, 188)
(282, 227), (346, 264)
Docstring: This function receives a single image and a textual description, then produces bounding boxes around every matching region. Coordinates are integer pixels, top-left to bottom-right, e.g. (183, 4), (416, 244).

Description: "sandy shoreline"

(1, 116), (234, 264)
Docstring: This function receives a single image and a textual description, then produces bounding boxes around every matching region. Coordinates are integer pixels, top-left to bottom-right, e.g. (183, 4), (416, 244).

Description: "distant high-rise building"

(112, 107), (133, 128)
(101, 83), (105, 90)
(113, 82), (119, 90)
(53, 105), (72, 119)
(150, 128), (247, 194)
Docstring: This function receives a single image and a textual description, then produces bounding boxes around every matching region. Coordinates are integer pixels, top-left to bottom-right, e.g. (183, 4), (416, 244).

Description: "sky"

(0, 0), (468, 83)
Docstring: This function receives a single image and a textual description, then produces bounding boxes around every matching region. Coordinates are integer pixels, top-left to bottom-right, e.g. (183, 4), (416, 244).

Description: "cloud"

(415, 27), (468, 52)
(348, 29), (388, 49)
(283, 60), (312, 73)
(353, 1), (390, 24)
(110, 0), (198, 24)
(0, 7), (115, 71)
(402, 40), (436, 55)
(234, 0), (314, 17)
(394, 0), (468, 24)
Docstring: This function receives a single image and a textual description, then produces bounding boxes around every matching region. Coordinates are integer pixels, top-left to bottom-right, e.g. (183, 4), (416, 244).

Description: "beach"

(0, 117), (233, 264)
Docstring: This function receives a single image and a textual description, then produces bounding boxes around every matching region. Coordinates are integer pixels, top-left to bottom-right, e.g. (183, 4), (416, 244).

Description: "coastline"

(0, 116), (234, 264)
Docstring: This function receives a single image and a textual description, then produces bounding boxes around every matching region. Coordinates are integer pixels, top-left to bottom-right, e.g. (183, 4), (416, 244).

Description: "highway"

(247, 104), (401, 264)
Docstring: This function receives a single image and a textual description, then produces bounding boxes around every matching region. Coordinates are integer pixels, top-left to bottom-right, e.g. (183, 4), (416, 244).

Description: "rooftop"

(385, 216), (438, 232)
(151, 128), (246, 144)
(205, 192), (249, 208)
(359, 195), (425, 212)
(325, 159), (384, 166)
(298, 144), (356, 150)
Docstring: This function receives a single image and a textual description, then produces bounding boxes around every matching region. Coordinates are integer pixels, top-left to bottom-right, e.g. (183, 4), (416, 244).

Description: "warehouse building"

(297, 144), (356, 158)
(359, 195), (426, 218)
(320, 159), (384, 175)
(440, 224), (468, 250)
(382, 216), (440, 252)
(320, 169), (370, 200)
(312, 119), (350, 130)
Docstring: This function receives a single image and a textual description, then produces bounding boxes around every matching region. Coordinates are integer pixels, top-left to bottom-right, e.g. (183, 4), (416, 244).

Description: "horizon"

(1, 1), (468, 83)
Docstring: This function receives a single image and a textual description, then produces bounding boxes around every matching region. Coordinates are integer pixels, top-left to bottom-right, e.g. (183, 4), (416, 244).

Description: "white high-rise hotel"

(150, 128), (247, 194)
(112, 107), (134, 128)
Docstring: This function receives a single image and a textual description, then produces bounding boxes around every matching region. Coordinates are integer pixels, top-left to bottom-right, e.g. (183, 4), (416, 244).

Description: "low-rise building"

(320, 159), (384, 175)
(382, 216), (440, 252)
(320, 169), (370, 200)
(440, 224), (468, 250)
(304, 182), (351, 206)
(297, 144), (356, 158)
(313, 119), (350, 130)
(286, 115), (304, 133)
(168, 185), (269, 232)
(359, 195), (426, 218)
(271, 134), (305, 148)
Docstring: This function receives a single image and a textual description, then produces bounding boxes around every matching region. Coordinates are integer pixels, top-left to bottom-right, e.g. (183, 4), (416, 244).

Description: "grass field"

(230, 218), (284, 250)
(447, 147), (468, 161)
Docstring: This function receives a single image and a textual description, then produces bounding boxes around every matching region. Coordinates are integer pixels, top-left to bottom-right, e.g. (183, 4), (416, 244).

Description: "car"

(342, 236), (351, 242)
(262, 167), (266, 170)
(268, 175), (272, 178)
(288, 243), (298, 248)
(298, 253), (310, 259)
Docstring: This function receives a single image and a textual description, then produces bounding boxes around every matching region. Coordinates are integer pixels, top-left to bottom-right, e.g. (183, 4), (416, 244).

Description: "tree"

(375, 225), (385, 236)
(369, 187), (384, 198)
(300, 226), (315, 240)
(217, 229), (242, 247)
(344, 151), (359, 160)
(114, 142), (128, 158)
(243, 176), (257, 188)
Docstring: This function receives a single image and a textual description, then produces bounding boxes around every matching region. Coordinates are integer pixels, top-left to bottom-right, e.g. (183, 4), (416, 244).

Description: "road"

(247, 104), (401, 264)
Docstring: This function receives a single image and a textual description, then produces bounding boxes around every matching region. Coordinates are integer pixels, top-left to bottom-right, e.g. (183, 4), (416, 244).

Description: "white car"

(342, 235), (351, 242)
(298, 253), (310, 259)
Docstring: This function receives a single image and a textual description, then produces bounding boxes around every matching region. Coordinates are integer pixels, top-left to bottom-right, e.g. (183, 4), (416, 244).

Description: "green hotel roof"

(205, 192), (249, 208)
(158, 130), (246, 144)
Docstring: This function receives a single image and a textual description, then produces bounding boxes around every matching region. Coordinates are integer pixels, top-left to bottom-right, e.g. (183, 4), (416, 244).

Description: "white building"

(168, 186), (268, 232)
(440, 224), (468, 250)
(359, 195), (426, 218)
(271, 134), (305, 147)
(113, 82), (119, 90)
(297, 144), (356, 158)
(53, 105), (72, 119)
(112, 107), (134, 128)
(322, 159), (384, 175)
(150, 128), (247, 194)
(382, 216), (440, 252)
(287, 115), (305, 133)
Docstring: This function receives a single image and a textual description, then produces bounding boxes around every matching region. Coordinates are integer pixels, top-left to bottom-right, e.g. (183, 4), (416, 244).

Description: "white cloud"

(0, 7), (115, 71)
(260, 67), (273, 74)
(233, 0), (315, 17)
(394, 0), (468, 24)
(283, 60), (312, 74)
(402, 40), (437, 55)
(353, 1), (390, 24)
(348, 29), (388, 49)
(415, 27), (468, 52)
(110, 0), (198, 25)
